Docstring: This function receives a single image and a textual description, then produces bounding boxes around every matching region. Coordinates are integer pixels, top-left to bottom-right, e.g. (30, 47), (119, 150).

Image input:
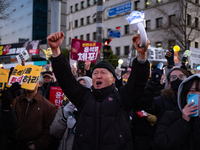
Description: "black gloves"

(165, 49), (174, 68)
(9, 82), (21, 99)
(0, 90), (13, 110)
(150, 68), (163, 85)
(0, 82), (21, 110)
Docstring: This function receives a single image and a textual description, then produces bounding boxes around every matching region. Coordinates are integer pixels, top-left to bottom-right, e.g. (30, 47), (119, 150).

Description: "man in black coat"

(0, 88), (18, 150)
(47, 32), (150, 150)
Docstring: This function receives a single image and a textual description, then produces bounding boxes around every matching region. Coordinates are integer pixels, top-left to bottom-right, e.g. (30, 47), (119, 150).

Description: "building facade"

(0, 0), (67, 64)
(67, 0), (200, 67)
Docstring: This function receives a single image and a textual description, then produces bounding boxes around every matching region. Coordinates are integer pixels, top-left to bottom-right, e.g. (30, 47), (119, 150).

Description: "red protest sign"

(49, 86), (64, 109)
(70, 39), (102, 63)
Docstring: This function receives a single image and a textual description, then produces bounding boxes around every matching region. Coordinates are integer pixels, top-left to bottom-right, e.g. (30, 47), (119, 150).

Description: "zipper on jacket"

(16, 102), (30, 139)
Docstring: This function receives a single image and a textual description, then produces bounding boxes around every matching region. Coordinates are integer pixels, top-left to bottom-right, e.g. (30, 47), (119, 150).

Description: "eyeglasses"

(170, 74), (186, 81)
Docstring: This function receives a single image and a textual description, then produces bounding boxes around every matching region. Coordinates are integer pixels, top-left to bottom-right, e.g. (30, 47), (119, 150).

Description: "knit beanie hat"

(92, 61), (117, 78)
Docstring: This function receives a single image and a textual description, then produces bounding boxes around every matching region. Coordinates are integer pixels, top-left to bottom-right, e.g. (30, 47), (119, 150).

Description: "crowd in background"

(0, 32), (200, 150)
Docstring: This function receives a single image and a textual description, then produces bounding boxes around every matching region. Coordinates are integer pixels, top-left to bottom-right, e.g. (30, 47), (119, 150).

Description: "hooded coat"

(154, 74), (200, 150)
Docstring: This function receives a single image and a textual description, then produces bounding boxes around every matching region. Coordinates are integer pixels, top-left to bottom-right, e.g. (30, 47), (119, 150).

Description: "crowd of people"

(0, 31), (200, 150)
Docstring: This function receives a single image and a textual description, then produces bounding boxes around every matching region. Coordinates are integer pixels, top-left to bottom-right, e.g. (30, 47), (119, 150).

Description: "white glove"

(62, 103), (74, 122)
(115, 67), (122, 79)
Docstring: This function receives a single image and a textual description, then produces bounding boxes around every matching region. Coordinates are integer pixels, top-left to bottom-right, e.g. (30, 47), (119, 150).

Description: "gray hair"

(38, 74), (44, 83)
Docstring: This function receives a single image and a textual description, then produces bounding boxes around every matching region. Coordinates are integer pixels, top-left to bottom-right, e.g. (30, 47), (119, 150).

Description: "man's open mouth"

(96, 81), (102, 85)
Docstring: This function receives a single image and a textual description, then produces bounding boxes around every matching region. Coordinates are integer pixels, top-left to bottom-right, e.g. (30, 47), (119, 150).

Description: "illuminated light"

(118, 59), (123, 64)
(173, 45), (180, 52)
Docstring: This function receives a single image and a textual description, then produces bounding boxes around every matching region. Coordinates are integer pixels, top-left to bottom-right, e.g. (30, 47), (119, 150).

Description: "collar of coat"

(91, 84), (115, 102)
(20, 91), (43, 103)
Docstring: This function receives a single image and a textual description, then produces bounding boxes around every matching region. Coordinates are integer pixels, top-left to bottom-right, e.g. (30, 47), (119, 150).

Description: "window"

(94, 0), (97, 4)
(86, 33), (90, 41)
(168, 40), (175, 50)
(75, 3), (78, 11)
(145, 0), (151, 8)
(146, 20), (151, 30)
(75, 20), (78, 27)
(93, 32), (96, 41)
(134, 1), (140, 10)
(70, 6), (73, 13)
(124, 25), (129, 34)
(156, 17), (162, 28)
(195, 17), (199, 28)
(87, 0), (90, 6)
(169, 14), (175, 26)
(93, 18), (96, 22)
(187, 14), (191, 25)
(195, 0), (199, 4)
(124, 46), (129, 55)
(81, 18), (84, 26)
(69, 38), (71, 45)
(87, 16), (90, 24)
(156, 42), (162, 49)
(195, 42), (198, 48)
(157, 0), (162, 3)
(116, 47), (120, 56)
(81, 1), (84, 9)
(80, 35), (84, 40)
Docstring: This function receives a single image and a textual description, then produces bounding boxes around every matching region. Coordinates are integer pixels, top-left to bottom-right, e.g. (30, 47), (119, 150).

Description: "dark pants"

(133, 134), (154, 150)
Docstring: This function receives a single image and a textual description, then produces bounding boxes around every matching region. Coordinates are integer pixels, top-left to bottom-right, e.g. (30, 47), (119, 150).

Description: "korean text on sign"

(70, 39), (102, 63)
(8, 64), (42, 90)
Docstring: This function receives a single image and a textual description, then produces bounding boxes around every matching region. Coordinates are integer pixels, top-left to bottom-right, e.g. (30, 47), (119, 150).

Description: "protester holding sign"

(5, 74), (57, 150)
(47, 31), (150, 150)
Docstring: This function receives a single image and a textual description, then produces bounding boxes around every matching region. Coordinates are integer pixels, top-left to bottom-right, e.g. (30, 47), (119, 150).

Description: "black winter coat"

(154, 110), (200, 150)
(51, 53), (149, 150)
(0, 102), (18, 150)
(139, 81), (178, 124)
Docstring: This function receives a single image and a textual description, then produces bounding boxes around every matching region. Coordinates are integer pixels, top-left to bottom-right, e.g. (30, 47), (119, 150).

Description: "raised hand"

(182, 102), (198, 122)
(47, 31), (65, 57)
(132, 34), (150, 60)
(84, 58), (91, 71)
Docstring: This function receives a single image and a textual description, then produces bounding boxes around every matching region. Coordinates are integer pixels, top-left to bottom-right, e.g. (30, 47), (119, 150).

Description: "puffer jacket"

(51, 53), (149, 150)
(154, 74), (200, 150)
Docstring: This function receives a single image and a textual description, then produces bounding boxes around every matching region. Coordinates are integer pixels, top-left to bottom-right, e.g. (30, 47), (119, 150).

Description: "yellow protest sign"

(7, 64), (42, 90)
(0, 69), (9, 92)
(42, 48), (52, 59)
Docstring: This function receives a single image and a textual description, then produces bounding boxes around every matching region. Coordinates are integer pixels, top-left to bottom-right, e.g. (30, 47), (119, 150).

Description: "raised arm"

(47, 32), (89, 108)
(120, 34), (150, 111)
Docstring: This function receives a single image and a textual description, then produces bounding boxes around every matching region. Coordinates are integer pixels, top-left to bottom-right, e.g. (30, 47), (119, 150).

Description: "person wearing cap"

(39, 65), (53, 98)
(47, 32), (150, 150)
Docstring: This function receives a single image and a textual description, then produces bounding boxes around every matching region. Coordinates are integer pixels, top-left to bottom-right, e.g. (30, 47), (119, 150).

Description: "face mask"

(170, 78), (183, 91)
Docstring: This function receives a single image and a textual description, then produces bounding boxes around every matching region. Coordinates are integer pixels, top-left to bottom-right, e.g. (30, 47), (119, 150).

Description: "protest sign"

(70, 39), (102, 63)
(42, 48), (52, 60)
(16, 50), (29, 63)
(189, 47), (200, 69)
(7, 64), (42, 90)
(49, 86), (64, 109)
(0, 69), (9, 92)
(147, 47), (167, 62)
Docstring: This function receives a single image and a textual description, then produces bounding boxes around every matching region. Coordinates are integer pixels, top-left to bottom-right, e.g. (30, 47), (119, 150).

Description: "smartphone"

(187, 94), (199, 117)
